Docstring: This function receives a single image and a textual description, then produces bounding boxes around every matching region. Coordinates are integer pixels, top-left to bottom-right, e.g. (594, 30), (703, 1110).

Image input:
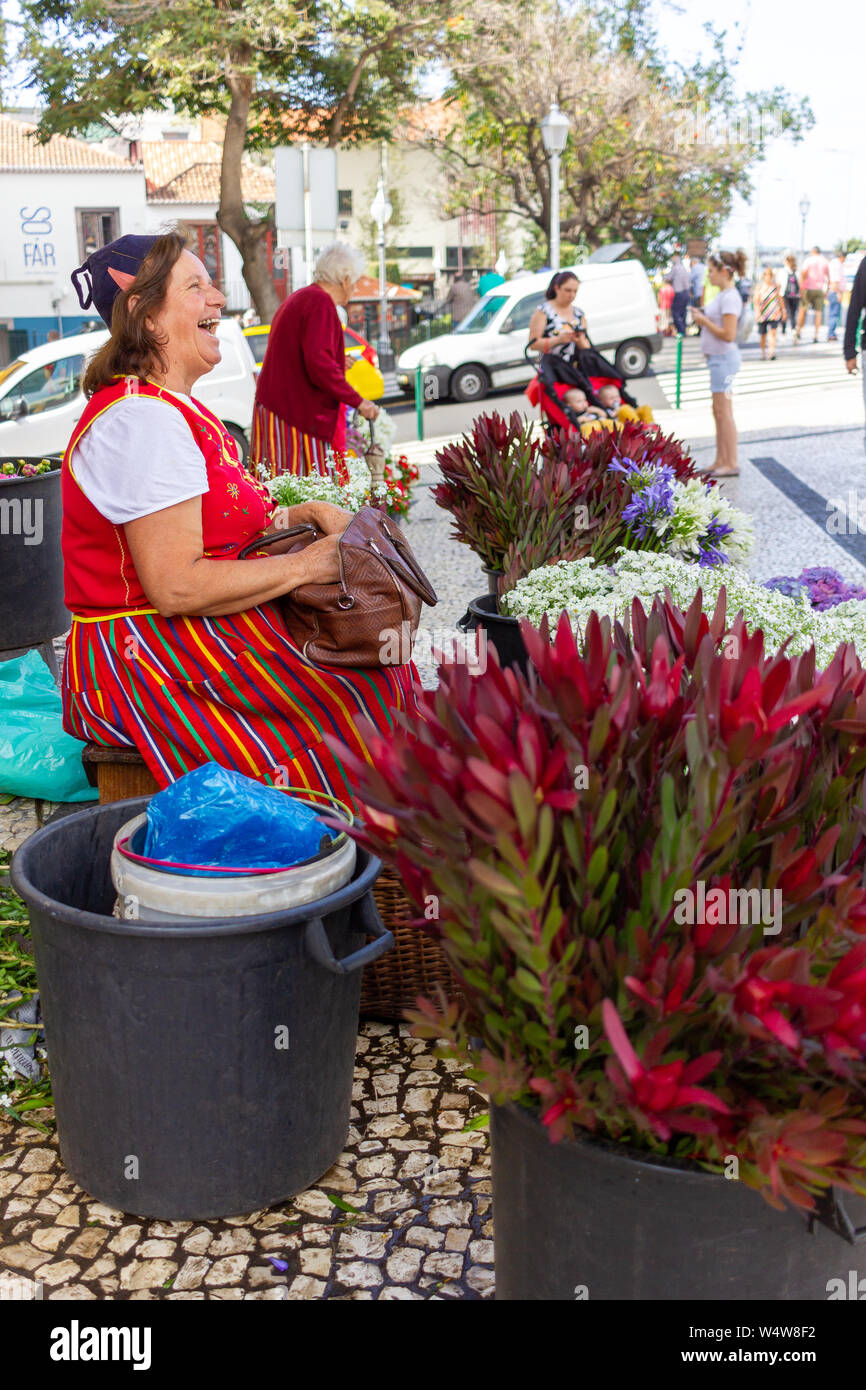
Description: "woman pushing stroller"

(527, 270), (638, 429)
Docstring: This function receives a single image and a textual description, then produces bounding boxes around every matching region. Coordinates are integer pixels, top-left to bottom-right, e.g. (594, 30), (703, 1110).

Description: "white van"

(0, 318), (256, 460)
(397, 260), (662, 403)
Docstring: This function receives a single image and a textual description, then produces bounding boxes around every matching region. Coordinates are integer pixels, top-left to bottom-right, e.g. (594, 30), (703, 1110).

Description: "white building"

(0, 113), (147, 362)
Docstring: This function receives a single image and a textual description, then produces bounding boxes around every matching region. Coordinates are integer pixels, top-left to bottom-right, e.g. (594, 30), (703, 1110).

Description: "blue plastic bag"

(0, 650), (97, 802)
(142, 762), (334, 869)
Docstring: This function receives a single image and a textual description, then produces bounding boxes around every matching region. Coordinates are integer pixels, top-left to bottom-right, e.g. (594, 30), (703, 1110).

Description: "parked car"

(396, 261), (663, 403)
(243, 323), (384, 400)
(0, 318), (257, 461)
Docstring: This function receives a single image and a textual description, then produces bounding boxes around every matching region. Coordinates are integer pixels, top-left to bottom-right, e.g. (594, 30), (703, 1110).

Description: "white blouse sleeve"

(70, 397), (209, 524)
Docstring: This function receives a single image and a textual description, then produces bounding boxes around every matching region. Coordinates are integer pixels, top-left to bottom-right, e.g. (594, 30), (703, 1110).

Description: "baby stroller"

(524, 338), (640, 437)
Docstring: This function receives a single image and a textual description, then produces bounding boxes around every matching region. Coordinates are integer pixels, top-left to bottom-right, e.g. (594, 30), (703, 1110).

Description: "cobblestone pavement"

(1, 1023), (494, 1301)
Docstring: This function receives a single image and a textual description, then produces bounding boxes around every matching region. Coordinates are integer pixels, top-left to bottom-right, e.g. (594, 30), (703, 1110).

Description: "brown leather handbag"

(239, 506), (437, 669)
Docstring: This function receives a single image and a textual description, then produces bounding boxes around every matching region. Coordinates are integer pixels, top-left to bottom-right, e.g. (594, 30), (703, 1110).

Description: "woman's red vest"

(62, 379), (275, 617)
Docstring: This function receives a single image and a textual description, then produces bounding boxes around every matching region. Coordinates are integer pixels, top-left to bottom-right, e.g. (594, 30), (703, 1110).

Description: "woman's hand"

(283, 533), (342, 591)
(691, 308), (707, 327)
(285, 501), (352, 536)
(358, 399), (379, 421)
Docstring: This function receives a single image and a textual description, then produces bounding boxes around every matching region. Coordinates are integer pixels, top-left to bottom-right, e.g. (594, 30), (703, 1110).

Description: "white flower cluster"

(502, 550), (866, 666)
(666, 478), (754, 565)
(271, 459), (375, 515)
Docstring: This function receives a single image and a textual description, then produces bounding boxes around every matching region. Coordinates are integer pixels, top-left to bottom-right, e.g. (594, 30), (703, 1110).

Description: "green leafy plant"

(0, 851), (52, 1126)
(334, 592), (866, 1210)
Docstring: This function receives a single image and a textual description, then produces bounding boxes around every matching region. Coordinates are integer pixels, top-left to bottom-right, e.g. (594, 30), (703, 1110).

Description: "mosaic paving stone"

(1, 1025), (494, 1300)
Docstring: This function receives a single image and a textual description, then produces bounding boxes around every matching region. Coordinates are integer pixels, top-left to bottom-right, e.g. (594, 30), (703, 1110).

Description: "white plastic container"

(110, 811), (357, 921)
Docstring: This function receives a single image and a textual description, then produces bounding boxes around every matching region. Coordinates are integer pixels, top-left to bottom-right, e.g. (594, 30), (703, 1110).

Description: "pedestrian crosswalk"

(654, 346), (851, 407)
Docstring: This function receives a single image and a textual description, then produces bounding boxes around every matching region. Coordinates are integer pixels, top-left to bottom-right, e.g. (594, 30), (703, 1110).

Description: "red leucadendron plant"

(332, 590), (866, 1211)
(433, 412), (704, 593)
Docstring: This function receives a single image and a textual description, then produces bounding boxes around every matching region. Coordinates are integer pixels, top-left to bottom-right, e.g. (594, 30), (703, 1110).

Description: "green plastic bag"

(0, 649), (97, 802)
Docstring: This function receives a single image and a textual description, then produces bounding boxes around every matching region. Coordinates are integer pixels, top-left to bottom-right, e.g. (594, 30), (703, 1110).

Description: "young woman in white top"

(690, 249), (746, 478)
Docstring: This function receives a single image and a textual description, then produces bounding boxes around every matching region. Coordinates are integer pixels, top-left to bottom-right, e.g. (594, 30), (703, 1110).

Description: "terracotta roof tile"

(142, 141), (274, 205)
(0, 113), (138, 171)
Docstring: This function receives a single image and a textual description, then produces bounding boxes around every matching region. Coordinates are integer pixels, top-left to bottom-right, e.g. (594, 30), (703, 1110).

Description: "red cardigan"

(255, 284), (362, 442)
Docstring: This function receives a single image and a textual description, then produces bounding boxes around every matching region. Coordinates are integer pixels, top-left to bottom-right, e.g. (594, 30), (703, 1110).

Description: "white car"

(397, 260), (663, 403)
(0, 318), (256, 460)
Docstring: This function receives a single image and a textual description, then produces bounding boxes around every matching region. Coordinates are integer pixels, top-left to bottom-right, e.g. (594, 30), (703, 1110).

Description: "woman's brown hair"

(708, 248), (748, 280)
(82, 231), (188, 397)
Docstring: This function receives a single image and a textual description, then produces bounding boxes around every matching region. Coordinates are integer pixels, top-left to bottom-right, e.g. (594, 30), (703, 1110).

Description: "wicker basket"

(362, 863), (462, 1020)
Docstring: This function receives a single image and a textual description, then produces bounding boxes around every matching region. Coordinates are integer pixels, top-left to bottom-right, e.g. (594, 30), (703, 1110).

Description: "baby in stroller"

(525, 271), (647, 434)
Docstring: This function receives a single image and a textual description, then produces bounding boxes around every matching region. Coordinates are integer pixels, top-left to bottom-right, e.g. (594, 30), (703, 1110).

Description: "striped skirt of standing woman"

(250, 402), (349, 484)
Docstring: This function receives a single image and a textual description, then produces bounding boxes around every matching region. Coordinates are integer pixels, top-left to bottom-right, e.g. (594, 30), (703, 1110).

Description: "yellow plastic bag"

(345, 357), (385, 401)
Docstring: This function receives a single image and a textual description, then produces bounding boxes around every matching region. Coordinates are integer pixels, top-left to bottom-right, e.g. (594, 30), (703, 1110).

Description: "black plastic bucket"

(491, 1103), (866, 1300)
(0, 463), (67, 651)
(11, 797), (393, 1220)
(458, 593), (529, 675)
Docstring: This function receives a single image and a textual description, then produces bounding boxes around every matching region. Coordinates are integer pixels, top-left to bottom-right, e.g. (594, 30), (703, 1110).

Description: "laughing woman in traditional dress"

(63, 231), (417, 808)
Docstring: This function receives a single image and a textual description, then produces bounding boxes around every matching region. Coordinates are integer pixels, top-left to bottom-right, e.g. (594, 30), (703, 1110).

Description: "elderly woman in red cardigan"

(251, 242), (379, 481)
(62, 230), (417, 807)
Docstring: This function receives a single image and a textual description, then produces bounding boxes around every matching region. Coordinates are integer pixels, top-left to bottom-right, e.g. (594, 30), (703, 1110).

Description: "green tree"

(433, 0), (813, 264)
(14, 0), (458, 317)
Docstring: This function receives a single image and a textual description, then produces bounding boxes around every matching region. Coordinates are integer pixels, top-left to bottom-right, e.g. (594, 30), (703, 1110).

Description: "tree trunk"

(217, 62), (280, 322)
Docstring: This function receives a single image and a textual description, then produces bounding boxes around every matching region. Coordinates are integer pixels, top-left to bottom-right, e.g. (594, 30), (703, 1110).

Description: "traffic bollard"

(415, 364), (424, 441)
(675, 334), (683, 409)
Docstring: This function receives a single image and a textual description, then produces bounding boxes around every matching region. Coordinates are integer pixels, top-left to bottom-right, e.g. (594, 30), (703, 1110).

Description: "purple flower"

(765, 575), (807, 598)
(267, 1257), (289, 1272)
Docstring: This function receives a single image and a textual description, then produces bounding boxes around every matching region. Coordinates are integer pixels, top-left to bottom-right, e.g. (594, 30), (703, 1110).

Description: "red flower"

(602, 1000), (729, 1141)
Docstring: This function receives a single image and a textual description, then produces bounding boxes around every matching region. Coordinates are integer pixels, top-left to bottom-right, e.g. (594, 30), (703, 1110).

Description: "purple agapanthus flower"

(696, 518), (734, 567)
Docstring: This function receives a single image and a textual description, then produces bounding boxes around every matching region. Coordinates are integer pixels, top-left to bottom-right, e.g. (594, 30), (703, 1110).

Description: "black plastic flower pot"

(458, 592), (529, 675)
(11, 796), (393, 1220)
(0, 462), (67, 652)
(490, 1102), (866, 1301)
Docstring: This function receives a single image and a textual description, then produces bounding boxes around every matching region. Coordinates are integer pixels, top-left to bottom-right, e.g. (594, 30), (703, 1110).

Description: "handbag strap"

(377, 525), (437, 606)
(237, 524), (318, 561)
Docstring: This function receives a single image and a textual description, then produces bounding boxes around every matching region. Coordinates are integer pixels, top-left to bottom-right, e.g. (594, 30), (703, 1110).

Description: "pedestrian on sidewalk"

(666, 252), (691, 335)
(690, 249), (746, 478)
(251, 242), (379, 480)
(843, 252), (866, 434)
(827, 251), (847, 341)
(796, 246), (830, 343)
(753, 266), (784, 359)
(658, 279), (675, 334)
(782, 254), (801, 339)
(444, 273), (478, 325)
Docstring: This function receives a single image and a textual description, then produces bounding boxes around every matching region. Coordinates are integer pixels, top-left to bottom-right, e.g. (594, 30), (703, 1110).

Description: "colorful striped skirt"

(250, 403), (348, 484)
(62, 602), (419, 813)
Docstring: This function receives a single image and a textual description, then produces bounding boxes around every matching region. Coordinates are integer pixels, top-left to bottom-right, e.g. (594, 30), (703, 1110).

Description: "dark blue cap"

(71, 234), (159, 327)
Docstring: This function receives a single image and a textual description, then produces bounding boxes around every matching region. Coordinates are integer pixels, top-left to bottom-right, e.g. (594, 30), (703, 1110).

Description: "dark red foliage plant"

(332, 590), (866, 1210)
(433, 412), (703, 591)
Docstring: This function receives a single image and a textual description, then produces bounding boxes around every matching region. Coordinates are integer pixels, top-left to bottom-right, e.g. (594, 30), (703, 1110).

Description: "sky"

(650, 0), (866, 253)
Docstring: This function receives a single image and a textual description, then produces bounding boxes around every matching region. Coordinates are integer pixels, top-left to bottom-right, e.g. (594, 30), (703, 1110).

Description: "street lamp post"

(799, 194), (811, 255)
(370, 177), (396, 388)
(540, 102), (570, 272)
